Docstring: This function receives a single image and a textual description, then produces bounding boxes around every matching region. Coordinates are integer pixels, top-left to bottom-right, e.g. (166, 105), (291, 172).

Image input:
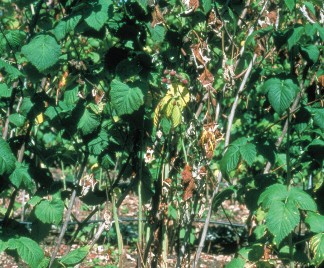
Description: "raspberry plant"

(0, 0), (323, 267)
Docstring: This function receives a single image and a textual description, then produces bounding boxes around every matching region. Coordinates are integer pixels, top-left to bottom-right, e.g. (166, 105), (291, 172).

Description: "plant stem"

(113, 195), (123, 267)
(49, 153), (89, 268)
(138, 179), (143, 268)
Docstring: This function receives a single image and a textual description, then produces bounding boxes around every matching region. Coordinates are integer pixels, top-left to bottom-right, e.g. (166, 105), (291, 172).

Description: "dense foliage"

(0, 0), (323, 267)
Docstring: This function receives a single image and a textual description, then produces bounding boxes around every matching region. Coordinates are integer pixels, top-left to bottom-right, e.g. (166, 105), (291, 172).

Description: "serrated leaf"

(258, 184), (288, 209)
(5, 30), (26, 50)
(135, 0), (148, 13)
(171, 105), (182, 128)
(34, 199), (64, 225)
(202, 0), (212, 13)
(220, 145), (240, 174)
(60, 246), (90, 266)
(77, 108), (100, 136)
(288, 187), (317, 211)
(22, 34), (61, 72)
(253, 225), (267, 240)
(0, 137), (16, 175)
(284, 0), (295, 12)
(148, 24), (165, 43)
(225, 257), (246, 268)
(264, 78), (299, 115)
(0, 83), (12, 98)
(306, 212), (324, 233)
(239, 143), (256, 166)
(8, 237), (44, 268)
(266, 201), (300, 245)
(9, 113), (26, 127)
(287, 25), (304, 50)
(312, 108), (324, 130)
(53, 14), (82, 41)
(88, 129), (109, 155)
(310, 233), (324, 266)
(0, 59), (24, 80)
(301, 45), (320, 64)
(9, 162), (34, 191)
(85, 0), (112, 31)
(110, 79), (144, 116)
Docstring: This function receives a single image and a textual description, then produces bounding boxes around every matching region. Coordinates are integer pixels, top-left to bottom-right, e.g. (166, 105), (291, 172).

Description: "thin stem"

(49, 153), (89, 268)
(113, 195), (123, 267)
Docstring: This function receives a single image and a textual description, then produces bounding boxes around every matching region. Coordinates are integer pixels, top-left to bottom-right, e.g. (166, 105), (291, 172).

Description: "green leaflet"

(239, 143), (256, 166)
(53, 14), (82, 41)
(84, 0), (113, 31)
(310, 233), (324, 266)
(220, 145), (240, 174)
(263, 78), (299, 115)
(22, 34), (61, 72)
(110, 79), (144, 116)
(0, 137), (16, 175)
(60, 246), (90, 266)
(306, 212), (324, 233)
(77, 108), (100, 136)
(266, 200), (300, 245)
(34, 199), (64, 225)
(9, 162), (34, 191)
(8, 237), (44, 268)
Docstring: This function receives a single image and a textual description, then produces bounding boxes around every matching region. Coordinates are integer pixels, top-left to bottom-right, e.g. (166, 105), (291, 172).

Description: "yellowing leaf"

(36, 113), (44, 124)
(166, 83), (190, 108)
(171, 105), (182, 127)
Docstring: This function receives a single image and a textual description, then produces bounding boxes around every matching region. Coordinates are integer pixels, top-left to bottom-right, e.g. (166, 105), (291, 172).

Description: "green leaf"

(0, 83), (12, 98)
(60, 246), (90, 266)
(306, 212), (324, 233)
(110, 79), (144, 116)
(220, 145), (240, 174)
(9, 113), (26, 127)
(168, 205), (177, 220)
(0, 137), (16, 175)
(9, 162), (34, 191)
(34, 199), (64, 225)
(287, 25), (304, 50)
(239, 143), (256, 166)
(135, 0), (148, 13)
(310, 233), (324, 266)
(258, 183), (288, 209)
(263, 78), (299, 115)
(53, 14), (82, 41)
(300, 45), (320, 64)
(4, 30), (26, 50)
(148, 25), (165, 44)
(77, 108), (100, 136)
(284, 0), (295, 12)
(225, 257), (246, 268)
(22, 34), (61, 72)
(0, 59), (24, 80)
(85, 0), (112, 31)
(266, 201), (300, 245)
(8, 237), (44, 268)
(312, 108), (324, 130)
(202, 0), (212, 13)
(288, 187), (317, 211)
(88, 129), (109, 155)
(253, 225), (267, 240)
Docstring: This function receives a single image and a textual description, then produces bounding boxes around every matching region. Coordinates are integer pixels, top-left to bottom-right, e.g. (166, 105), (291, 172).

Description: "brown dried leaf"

(151, 5), (164, 27)
(198, 67), (214, 87)
(183, 180), (195, 201)
(181, 164), (193, 184)
(267, 10), (277, 24)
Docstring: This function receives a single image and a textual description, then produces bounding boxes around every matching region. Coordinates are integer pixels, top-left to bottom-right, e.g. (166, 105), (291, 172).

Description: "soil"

(0, 192), (249, 267)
